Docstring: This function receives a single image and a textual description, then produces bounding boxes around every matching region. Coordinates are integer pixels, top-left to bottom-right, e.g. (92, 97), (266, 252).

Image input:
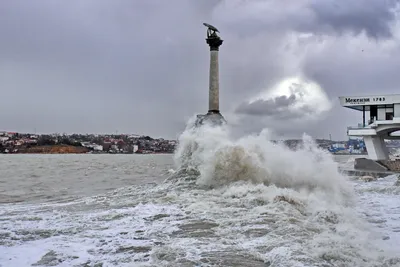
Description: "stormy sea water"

(1, 121), (400, 266)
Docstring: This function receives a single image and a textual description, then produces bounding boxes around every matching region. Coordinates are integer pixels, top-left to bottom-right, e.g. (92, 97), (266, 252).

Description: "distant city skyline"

(0, 129), (348, 142)
(0, 130), (167, 140)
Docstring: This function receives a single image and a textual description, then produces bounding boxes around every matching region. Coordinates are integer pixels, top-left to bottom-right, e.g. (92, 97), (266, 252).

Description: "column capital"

(206, 37), (223, 51)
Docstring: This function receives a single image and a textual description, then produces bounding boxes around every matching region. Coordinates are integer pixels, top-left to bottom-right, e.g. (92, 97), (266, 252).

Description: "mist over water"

(0, 117), (400, 266)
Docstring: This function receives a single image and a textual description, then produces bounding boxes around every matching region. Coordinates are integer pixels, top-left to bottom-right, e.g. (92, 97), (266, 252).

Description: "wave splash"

(168, 116), (400, 265)
(174, 116), (352, 205)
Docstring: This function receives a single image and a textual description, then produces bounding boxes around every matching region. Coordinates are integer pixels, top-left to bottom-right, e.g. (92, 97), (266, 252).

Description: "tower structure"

(196, 23), (226, 127)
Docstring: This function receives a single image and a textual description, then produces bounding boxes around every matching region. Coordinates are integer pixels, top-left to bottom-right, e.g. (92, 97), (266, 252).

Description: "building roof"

(339, 94), (400, 111)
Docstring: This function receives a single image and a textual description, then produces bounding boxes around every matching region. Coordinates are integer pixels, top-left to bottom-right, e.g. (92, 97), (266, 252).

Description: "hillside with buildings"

(0, 132), (177, 154)
(2, 131), (396, 155)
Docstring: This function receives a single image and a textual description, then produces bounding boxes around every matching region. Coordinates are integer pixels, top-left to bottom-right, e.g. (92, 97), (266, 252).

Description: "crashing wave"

(173, 117), (353, 205)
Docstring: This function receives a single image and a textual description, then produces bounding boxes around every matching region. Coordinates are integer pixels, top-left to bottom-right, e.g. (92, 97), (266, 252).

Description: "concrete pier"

(339, 168), (395, 178)
(363, 135), (390, 161)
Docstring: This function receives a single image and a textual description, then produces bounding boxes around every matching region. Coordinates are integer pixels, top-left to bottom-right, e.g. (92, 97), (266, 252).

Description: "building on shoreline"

(339, 94), (400, 161)
(2, 130), (393, 156)
(340, 94), (400, 171)
(327, 138), (367, 155)
(0, 132), (177, 154)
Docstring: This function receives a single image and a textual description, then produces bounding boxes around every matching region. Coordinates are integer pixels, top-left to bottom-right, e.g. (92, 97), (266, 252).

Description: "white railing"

(347, 124), (368, 130)
(347, 120), (377, 130)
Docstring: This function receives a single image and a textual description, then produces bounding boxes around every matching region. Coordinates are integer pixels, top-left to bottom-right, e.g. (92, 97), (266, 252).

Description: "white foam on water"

(1, 119), (400, 266)
(0, 199), (185, 266)
(171, 120), (400, 265)
(355, 175), (400, 250)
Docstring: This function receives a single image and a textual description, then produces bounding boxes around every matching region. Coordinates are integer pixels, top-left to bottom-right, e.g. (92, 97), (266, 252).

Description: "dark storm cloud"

(235, 93), (320, 129)
(309, 0), (399, 39)
(215, 0), (398, 39)
(236, 94), (297, 116)
(0, 0), (400, 139)
(218, 0), (400, 139)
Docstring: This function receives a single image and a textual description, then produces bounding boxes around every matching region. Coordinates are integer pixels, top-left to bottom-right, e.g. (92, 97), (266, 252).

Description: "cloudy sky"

(1, 0), (400, 140)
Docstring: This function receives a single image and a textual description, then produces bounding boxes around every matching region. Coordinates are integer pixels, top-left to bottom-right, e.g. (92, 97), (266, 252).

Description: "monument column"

(206, 35), (223, 113)
(195, 23), (226, 127)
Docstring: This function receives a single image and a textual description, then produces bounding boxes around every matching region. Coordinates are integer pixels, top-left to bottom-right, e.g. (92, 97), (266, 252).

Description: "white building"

(0, 137), (9, 142)
(339, 94), (400, 160)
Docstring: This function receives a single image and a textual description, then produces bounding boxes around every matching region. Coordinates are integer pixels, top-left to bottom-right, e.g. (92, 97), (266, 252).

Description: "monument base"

(195, 111), (226, 128)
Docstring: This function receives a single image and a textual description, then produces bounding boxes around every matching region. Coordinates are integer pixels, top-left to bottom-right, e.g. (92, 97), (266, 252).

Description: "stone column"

(194, 24), (226, 128)
(206, 36), (223, 114)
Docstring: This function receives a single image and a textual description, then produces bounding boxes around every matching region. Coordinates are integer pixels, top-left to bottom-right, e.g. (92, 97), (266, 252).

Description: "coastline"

(1, 145), (174, 155)
(1, 144), (360, 156)
(11, 145), (89, 154)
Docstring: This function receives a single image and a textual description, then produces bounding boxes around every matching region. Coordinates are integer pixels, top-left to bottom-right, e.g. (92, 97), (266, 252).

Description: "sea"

(1, 121), (400, 267)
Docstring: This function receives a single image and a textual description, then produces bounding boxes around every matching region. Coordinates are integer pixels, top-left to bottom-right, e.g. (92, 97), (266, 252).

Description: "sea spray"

(174, 119), (353, 205)
(168, 119), (400, 265)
